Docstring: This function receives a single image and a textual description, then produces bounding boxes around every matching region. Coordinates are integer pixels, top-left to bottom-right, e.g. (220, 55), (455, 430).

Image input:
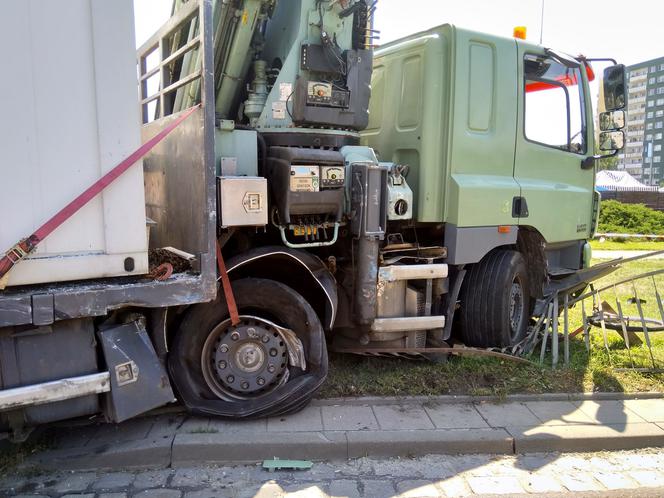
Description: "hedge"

(598, 199), (664, 235)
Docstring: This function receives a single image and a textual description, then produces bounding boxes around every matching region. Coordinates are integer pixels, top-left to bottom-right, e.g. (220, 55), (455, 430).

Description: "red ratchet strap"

(0, 105), (200, 284)
(216, 241), (240, 326)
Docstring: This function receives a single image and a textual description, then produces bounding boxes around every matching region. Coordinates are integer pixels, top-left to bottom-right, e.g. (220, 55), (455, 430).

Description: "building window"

(654, 156), (662, 163)
(651, 65), (657, 72)
(648, 100), (655, 107)
(657, 133), (663, 140)
(659, 99), (664, 106)
(657, 122), (664, 129)
(648, 112), (654, 118)
(658, 88), (664, 94)
(647, 123), (654, 130)
(659, 75), (664, 83)
(646, 134), (653, 141)
(655, 144), (662, 152)
(657, 110), (664, 117)
(523, 54), (586, 154)
(650, 77), (656, 84)
(650, 89), (657, 96)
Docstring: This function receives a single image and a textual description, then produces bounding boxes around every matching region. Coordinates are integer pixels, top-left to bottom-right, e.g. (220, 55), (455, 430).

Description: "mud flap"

(98, 321), (175, 422)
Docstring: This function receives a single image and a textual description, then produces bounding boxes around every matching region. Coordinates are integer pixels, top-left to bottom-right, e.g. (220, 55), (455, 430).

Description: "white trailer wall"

(0, 0), (149, 286)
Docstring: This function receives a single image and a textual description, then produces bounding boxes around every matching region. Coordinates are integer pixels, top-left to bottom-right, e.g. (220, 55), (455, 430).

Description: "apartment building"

(619, 56), (664, 185)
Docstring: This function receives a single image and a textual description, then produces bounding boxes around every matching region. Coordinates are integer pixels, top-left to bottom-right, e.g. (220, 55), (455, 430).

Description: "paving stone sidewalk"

(17, 396), (664, 471)
(2, 448), (664, 497)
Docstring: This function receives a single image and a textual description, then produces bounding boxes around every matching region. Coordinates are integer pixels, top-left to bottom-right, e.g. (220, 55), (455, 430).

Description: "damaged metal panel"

(0, 319), (100, 426)
(97, 321), (175, 422)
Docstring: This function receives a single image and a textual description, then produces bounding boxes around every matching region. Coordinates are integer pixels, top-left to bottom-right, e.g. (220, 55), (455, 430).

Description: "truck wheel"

(459, 250), (530, 348)
(169, 278), (327, 418)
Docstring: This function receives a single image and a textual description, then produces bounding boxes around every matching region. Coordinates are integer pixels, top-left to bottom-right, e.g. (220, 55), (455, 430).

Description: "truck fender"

(225, 246), (338, 331)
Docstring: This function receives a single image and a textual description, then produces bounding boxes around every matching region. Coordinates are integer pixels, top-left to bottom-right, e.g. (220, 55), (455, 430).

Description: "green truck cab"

(363, 24), (625, 346)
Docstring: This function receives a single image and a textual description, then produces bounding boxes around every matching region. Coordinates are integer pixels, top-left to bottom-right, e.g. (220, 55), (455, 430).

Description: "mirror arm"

(581, 149), (618, 170)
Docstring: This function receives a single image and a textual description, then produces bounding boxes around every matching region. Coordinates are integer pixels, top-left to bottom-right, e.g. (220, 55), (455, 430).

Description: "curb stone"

(310, 392), (664, 407)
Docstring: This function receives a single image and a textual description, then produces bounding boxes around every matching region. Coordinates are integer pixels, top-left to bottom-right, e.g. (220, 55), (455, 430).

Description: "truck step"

(371, 315), (446, 332)
(378, 264), (448, 282)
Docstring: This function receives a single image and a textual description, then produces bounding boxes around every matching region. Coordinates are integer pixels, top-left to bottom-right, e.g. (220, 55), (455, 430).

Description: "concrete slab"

(594, 471), (640, 490)
(328, 479), (360, 498)
(623, 399), (664, 423)
(520, 473), (565, 493)
(557, 473), (604, 492)
(361, 479), (396, 498)
(424, 403), (490, 429)
(574, 400), (647, 425)
(627, 470), (664, 487)
(31, 435), (174, 471)
(92, 418), (154, 445)
(321, 405), (379, 431)
(177, 417), (211, 434)
(509, 422), (664, 453)
(171, 431), (348, 465)
(346, 428), (513, 458)
(466, 475), (525, 495)
(267, 406), (323, 432)
(524, 401), (596, 425)
(395, 479), (440, 497)
(373, 405), (435, 430)
(207, 417), (268, 434)
(474, 402), (539, 428)
(437, 476), (473, 497)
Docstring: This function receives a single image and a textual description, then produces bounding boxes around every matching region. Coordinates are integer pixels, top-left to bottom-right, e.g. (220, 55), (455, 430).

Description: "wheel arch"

(225, 246), (338, 331)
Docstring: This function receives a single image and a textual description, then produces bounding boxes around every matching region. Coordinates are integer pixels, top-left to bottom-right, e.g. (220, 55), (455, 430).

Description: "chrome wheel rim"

(201, 316), (289, 400)
(509, 278), (525, 340)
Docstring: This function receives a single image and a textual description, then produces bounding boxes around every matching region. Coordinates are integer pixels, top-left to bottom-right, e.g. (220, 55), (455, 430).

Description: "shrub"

(598, 200), (664, 235)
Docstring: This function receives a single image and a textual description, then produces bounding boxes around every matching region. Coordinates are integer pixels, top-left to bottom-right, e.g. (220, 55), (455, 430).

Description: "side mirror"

(599, 130), (624, 151)
(599, 110), (625, 131)
(603, 64), (626, 110)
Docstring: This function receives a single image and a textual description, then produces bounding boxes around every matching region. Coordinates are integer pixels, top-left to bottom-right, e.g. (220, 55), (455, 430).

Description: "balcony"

(630, 96), (646, 104)
(629, 84), (647, 92)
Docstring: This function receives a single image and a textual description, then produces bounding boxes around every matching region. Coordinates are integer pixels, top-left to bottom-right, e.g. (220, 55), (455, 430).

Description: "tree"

(597, 153), (619, 171)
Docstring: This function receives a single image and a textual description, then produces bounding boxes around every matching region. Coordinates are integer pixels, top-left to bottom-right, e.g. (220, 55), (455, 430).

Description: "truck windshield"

(524, 54), (586, 154)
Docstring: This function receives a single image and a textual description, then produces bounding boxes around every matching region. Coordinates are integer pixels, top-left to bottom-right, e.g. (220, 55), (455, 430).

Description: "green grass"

(320, 257), (664, 398)
(590, 239), (664, 251)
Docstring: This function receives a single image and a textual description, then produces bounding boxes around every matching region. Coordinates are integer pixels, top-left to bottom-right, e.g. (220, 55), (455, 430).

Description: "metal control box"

(217, 177), (268, 227)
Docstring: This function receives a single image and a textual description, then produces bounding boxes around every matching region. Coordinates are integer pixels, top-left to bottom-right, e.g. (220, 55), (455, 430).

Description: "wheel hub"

(509, 279), (524, 336)
(204, 319), (289, 399)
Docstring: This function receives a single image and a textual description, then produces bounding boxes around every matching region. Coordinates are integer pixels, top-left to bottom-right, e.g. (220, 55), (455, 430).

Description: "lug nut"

(241, 381), (250, 389)
(226, 375), (234, 383)
(220, 344), (229, 353)
(257, 377), (265, 386)
(267, 365), (276, 373)
(269, 348), (278, 357)
(261, 335), (270, 343)
(218, 360), (227, 369)
(231, 332), (240, 341)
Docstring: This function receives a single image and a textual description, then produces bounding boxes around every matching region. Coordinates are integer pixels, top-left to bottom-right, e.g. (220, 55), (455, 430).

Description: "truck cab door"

(513, 45), (595, 244)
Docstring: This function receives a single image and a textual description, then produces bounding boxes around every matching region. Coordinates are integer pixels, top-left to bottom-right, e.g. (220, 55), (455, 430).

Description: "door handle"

(512, 197), (529, 218)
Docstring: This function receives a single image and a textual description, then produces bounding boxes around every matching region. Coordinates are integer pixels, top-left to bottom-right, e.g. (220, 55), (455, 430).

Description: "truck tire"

(169, 278), (327, 418)
(459, 250), (530, 348)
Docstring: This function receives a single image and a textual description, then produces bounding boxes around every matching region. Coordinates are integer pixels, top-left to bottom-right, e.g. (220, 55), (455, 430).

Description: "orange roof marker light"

(513, 26), (527, 40)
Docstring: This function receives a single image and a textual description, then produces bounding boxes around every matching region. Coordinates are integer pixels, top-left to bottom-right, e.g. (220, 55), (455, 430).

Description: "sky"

(134, 0), (660, 66)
